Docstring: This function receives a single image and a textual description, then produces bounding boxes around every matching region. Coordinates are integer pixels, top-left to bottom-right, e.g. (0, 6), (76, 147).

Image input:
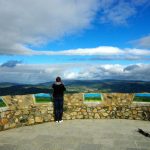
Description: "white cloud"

(99, 0), (150, 25)
(64, 72), (79, 80)
(0, 63), (150, 83)
(0, 0), (99, 55)
(126, 48), (150, 55)
(39, 46), (124, 55)
(26, 46), (150, 60)
(130, 35), (150, 48)
(100, 1), (136, 25)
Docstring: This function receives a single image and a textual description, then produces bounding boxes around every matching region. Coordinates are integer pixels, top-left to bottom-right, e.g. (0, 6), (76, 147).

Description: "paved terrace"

(0, 119), (150, 150)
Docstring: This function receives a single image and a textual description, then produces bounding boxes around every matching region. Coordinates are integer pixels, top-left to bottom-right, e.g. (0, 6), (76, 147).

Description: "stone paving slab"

(0, 119), (150, 150)
(0, 144), (17, 150)
(76, 143), (101, 150)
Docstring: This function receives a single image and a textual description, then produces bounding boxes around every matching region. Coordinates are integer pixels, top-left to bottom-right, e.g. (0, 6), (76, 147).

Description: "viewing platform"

(0, 119), (150, 150)
(0, 93), (150, 149)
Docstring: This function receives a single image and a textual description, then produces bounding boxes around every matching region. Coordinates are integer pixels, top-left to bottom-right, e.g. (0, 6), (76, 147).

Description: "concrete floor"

(0, 119), (150, 150)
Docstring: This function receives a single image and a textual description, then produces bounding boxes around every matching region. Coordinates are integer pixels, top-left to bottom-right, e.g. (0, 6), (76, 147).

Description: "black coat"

(52, 83), (66, 98)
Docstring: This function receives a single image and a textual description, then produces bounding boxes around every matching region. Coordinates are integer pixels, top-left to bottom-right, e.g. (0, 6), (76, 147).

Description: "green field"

(133, 96), (150, 102)
(0, 101), (6, 107)
(35, 97), (52, 103)
(84, 97), (101, 102)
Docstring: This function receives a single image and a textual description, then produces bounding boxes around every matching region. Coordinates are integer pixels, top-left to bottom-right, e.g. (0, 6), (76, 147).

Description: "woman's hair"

(56, 76), (61, 82)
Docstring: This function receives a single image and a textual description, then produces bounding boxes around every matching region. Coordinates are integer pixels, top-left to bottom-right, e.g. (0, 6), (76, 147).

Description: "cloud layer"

(0, 45), (150, 61)
(0, 0), (99, 55)
(0, 62), (150, 83)
(0, 0), (149, 56)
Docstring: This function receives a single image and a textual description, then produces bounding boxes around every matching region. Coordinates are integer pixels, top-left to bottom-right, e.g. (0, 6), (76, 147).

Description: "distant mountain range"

(0, 79), (150, 96)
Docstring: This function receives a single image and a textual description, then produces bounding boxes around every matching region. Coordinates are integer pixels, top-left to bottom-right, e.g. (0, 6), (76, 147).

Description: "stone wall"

(0, 93), (150, 131)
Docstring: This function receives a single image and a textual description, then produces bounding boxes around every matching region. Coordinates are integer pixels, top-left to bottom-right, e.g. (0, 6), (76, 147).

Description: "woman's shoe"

(59, 120), (63, 123)
(55, 121), (59, 123)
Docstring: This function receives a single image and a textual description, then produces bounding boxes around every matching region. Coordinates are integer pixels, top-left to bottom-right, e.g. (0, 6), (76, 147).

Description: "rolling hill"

(0, 79), (150, 96)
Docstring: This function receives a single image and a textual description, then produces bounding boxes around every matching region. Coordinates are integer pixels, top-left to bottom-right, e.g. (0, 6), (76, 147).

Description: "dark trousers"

(53, 97), (64, 121)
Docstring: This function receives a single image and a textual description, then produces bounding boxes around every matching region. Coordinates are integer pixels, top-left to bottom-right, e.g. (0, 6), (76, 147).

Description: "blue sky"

(0, 0), (150, 83)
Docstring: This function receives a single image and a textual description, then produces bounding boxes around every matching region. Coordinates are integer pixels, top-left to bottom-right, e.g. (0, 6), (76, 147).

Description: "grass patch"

(84, 97), (101, 102)
(134, 96), (150, 102)
(35, 97), (52, 103)
(0, 101), (6, 107)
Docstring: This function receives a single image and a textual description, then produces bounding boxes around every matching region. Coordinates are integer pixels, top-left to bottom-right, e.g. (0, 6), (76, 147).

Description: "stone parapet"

(0, 93), (150, 131)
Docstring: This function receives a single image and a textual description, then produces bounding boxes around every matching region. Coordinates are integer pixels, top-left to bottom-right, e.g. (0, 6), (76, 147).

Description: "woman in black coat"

(52, 77), (66, 123)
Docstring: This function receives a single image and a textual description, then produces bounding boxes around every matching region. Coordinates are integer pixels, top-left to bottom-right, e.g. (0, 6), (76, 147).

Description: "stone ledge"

(83, 101), (101, 106)
(0, 107), (9, 112)
(34, 102), (53, 106)
(132, 102), (150, 106)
